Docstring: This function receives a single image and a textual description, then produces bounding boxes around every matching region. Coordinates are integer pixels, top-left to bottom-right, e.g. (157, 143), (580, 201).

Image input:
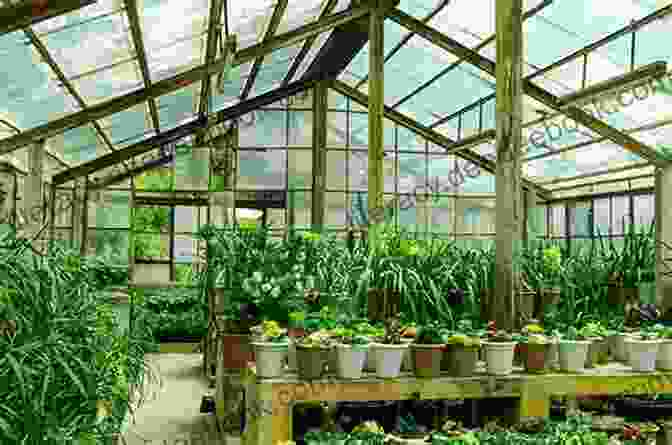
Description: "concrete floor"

(121, 353), (240, 445)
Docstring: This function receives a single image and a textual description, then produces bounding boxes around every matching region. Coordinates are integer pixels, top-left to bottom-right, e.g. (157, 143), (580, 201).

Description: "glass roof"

(0, 0), (668, 195)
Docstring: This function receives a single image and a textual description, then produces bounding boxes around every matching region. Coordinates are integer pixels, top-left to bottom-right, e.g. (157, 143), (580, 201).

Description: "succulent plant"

(380, 315), (403, 345)
(250, 320), (288, 343)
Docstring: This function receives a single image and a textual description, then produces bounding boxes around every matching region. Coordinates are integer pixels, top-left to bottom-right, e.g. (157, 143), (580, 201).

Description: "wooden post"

(312, 82), (327, 232)
(0, 162), (17, 227)
(71, 177), (88, 255)
(48, 183), (56, 252)
(129, 176), (136, 285)
(494, 0), (524, 331)
(656, 166), (672, 314)
(368, 0), (385, 252)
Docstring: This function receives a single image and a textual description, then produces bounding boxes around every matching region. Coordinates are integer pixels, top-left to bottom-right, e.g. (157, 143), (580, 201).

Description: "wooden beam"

(0, 0), (97, 35)
(52, 78), (317, 186)
(387, 8), (668, 167)
(493, 0), (524, 331)
(281, 0), (338, 87)
(331, 80), (551, 199)
(198, 0), (225, 117)
(0, 5), (371, 156)
(240, 0), (288, 100)
(312, 83), (327, 231)
(124, 0), (160, 132)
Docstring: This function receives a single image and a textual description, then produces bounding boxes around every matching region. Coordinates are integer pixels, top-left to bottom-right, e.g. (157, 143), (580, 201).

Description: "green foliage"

(139, 288), (206, 339)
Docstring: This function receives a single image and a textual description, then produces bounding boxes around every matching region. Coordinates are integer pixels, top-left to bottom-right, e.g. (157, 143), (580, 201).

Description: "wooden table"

(239, 362), (672, 445)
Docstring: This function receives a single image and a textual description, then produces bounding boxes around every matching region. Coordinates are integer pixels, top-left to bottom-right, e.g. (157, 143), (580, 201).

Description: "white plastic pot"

(401, 338), (414, 371)
(657, 340), (672, 370)
(547, 339), (559, 369)
(482, 341), (517, 375)
(370, 343), (408, 378)
(626, 338), (661, 372)
(335, 344), (369, 379)
(558, 340), (591, 372)
(287, 340), (297, 371)
(252, 342), (288, 378)
(610, 333), (632, 362)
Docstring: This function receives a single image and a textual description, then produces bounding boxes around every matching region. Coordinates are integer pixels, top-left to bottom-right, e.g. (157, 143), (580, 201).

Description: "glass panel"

(325, 192), (347, 230)
(32, 0), (122, 34)
(397, 125), (425, 153)
(156, 81), (201, 131)
(238, 150), (286, 190)
(288, 190), (311, 228)
(326, 151), (346, 191)
(174, 235), (195, 262)
(69, 60), (143, 105)
(349, 151), (368, 192)
(147, 33), (206, 82)
(276, 0), (322, 36)
(398, 153), (425, 194)
(634, 194), (655, 229)
(293, 31), (330, 83)
(99, 103), (151, 145)
(612, 195), (631, 235)
(593, 198), (610, 237)
(549, 205), (566, 238)
(239, 109), (286, 147)
(229, 0), (277, 49)
(288, 149), (311, 190)
(49, 124), (100, 164)
(0, 32), (80, 131)
(89, 190), (130, 228)
(40, 11), (134, 79)
(569, 201), (591, 237)
(249, 45), (302, 97)
(175, 146), (209, 190)
(429, 195), (455, 234)
(288, 111), (311, 146)
(174, 206), (198, 233)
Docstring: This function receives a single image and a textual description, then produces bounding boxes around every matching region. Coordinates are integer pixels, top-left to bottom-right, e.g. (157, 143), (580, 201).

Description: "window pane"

(549, 205), (565, 237)
(569, 201), (591, 238)
(634, 194), (654, 229)
(593, 198), (610, 236)
(612, 196), (631, 234)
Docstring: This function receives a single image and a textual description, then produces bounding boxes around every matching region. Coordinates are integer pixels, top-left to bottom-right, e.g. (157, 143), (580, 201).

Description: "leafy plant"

(415, 323), (444, 344)
(251, 320), (288, 343)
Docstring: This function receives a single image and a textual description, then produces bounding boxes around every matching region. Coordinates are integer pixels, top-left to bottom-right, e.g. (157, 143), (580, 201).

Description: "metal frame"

(0, 0), (97, 35)
(387, 8), (666, 167)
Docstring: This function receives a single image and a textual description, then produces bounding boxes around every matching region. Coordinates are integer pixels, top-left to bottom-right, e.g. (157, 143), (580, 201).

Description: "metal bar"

(240, 0), (289, 100)
(125, 0), (160, 132)
(392, 0), (552, 111)
(549, 173), (653, 193)
(0, 5), (370, 156)
(312, 82), (327, 230)
(0, 0), (97, 35)
(331, 79), (550, 199)
(427, 2), (672, 130)
(537, 161), (651, 186)
(52, 78), (316, 186)
(388, 9), (666, 166)
(198, 0), (224, 118)
(281, 0), (338, 87)
(630, 22), (636, 72)
(353, 0), (452, 90)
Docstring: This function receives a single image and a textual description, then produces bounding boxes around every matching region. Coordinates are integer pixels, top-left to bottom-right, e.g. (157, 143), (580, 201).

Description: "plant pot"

(519, 342), (549, 373)
(221, 334), (253, 369)
(558, 340), (591, 372)
(370, 343), (408, 378)
(482, 341), (517, 375)
(364, 346), (376, 372)
(625, 338), (661, 372)
(401, 338), (414, 371)
(325, 347), (338, 374)
(608, 333), (631, 362)
(410, 344), (444, 378)
(657, 339), (672, 370)
(540, 287), (561, 307)
(446, 344), (480, 377)
(252, 342), (288, 378)
(335, 344), (368, 379)
(296, 346), (329, 380)
(585, 337), (608, 368)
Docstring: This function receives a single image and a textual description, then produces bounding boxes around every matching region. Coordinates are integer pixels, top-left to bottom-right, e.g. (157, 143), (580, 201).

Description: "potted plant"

(370, 315), (408, 378)
(605, 314), (631, 363)
(656, 325), (672, 370)
(401, 320), (417, 371)
(557, 326), (592, 372)
(295, 330), (334, 380)
(444, 320), (481, 377)
(625, 326), (662, 372)
(579, 321), (609, 368)
(540, 246), (563, 307)
(410, 323), (445, 378)
(287, 310), (307, 371)
(518, 322), (550, 373)
(482, 330), (518, 375)
(334, 327), (370, 379)
(250, 320), (289, 378)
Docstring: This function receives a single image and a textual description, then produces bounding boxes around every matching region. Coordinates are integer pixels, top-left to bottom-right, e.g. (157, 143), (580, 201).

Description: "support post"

(25, 139), (44, 235)
(0, 162), (17, 227)
(71, 177), (88, 255)
(129, 177), (136, 284)
(312, 82), (327, 232)
(48, 184), (56, 252)
(368, 0), (385, 252)
(656, 166), (672, 314)
(210, 124), (238, 227)
(494, 0), (524, 331)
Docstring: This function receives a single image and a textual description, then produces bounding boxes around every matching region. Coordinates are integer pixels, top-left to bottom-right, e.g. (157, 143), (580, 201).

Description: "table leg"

(516, 378), (550, 423)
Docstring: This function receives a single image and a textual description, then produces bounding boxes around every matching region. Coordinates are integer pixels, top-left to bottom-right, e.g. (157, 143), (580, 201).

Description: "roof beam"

(331, 80), (550, 199)
(0, 0), (97, 35)
(281, 0), (338, 87)
(198, 0), (225, 117)
(124, 0), (160, 132)
(0, 4), (371, 156)
(353, 0), (452, 90)
(240, 0), (289, 100)
(387, 9), (666, 166)
(52, 78), (317, 186)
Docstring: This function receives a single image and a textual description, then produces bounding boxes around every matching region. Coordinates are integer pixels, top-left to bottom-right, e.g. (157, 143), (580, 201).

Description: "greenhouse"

(2, 0), (672, 444)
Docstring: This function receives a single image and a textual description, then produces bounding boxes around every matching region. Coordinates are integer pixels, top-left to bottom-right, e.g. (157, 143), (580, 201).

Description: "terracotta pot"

(447, 344), (479, 377)
(221, 334), (253, 369)
(519, 342), (548, 373)
(288, 327), (305, 338)
(411, 344), (443, 378)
